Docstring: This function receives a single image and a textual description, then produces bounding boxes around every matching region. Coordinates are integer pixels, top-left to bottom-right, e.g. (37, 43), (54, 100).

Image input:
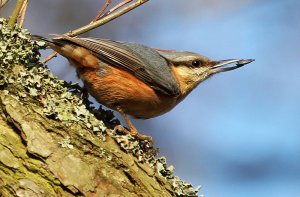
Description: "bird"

(34, 35), (254, 141)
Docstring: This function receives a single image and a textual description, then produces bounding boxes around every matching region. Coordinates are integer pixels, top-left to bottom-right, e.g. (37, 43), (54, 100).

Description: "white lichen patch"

(58, 136), (73, 149)
(0, 18), (107, 137)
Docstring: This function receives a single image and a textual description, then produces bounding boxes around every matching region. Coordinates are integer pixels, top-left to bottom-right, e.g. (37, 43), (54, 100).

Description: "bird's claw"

(114, 125), (153, 142)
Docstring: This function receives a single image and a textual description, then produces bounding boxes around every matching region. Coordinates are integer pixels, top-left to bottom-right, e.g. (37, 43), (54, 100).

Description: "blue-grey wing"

(53, 36), (180, 96)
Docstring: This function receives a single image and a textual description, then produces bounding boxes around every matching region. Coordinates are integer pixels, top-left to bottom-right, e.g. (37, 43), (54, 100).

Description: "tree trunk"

(0, 18), (199, 197)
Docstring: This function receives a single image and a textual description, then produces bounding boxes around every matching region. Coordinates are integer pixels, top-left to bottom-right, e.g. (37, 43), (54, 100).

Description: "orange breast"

(78, 63), (178, 119)
(49, 44), (179, 118)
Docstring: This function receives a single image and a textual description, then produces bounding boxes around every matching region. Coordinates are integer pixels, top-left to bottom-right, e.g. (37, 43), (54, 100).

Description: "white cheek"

(195, 68), (206, 76)
(177, 67), (205, 81)
(195, 70), (202, 76)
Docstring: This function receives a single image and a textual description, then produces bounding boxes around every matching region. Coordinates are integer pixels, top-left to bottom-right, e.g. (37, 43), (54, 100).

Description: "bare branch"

(42, 52), (58, 64)
(103, 0), (133, 17)
(8, 0), (25, 27)
(67, 0), (149, 37)
(0, 0), (10, 8)
(43, 0), (149, 63)
(18, 0), (28, 27)
(92, 0), (112, 22)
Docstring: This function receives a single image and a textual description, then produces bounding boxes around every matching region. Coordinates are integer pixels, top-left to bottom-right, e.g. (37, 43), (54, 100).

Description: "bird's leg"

(115, 107), (152, 141)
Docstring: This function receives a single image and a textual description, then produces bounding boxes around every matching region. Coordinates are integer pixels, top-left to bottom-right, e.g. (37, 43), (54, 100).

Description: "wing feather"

(53, 36), (180, 95)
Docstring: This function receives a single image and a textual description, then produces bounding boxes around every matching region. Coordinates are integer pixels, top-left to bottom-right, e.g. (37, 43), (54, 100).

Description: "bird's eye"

(191, 60), (201, 67)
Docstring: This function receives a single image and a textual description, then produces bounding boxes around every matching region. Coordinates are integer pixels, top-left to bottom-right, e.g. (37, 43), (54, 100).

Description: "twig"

(0, 0), (9, 8)
(103, 0), (132, 17)
(67, 0), (149, 37)
(42, 51), (58, 64)
(18, 0), (28, 27)
(92, 0), (112, 22)
(8, 0), (25, 27)
(44, 0), (149, 63)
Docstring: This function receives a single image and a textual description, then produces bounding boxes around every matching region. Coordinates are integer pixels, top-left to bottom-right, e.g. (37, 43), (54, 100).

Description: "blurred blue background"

(1, 0), (300, 196)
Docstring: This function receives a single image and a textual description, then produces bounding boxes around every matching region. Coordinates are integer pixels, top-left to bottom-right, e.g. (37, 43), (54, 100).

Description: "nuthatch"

(35, 35), (254, 140)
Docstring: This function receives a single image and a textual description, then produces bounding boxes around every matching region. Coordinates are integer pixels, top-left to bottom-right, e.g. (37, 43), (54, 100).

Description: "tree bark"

(0, 92), (174, 196)
(0, 18), (199, 197)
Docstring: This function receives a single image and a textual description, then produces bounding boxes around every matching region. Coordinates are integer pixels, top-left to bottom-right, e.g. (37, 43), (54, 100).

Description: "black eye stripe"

(192, 60), (201, 66)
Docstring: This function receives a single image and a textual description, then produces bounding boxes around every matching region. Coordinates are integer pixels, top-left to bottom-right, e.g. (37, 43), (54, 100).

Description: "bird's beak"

(211, 59), (255, 73)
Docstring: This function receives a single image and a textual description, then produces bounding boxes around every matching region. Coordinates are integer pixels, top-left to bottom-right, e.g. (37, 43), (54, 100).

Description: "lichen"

(0, 18), (107, 137)
(58, 136), (74, 149)
(0, 17), (201, 196)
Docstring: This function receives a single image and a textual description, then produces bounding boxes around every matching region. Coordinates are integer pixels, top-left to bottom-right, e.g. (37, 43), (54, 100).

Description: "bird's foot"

(114, 125), (153, 142)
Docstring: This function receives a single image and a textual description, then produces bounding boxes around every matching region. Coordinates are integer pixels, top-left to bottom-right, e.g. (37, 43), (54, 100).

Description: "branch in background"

(102, 0), (132, 18)
(43, 0), (149, 63)
(8, 0), (25, 27)
(93, 0), (134, 22)
(92, 0), (112, 22)
(67, 0), (149, 37)
(0, 0), (9, 8)
(18, 0), (28, 27)
(42, 52), (57, 64)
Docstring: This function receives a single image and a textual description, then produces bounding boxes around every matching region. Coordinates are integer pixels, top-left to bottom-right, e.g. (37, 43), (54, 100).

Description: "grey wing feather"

(53, 36), (180, 96)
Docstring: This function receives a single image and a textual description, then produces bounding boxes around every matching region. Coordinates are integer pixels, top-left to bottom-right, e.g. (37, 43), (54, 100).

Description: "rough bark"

(0, 93), (174, 196)
(0, 18), (199, 197)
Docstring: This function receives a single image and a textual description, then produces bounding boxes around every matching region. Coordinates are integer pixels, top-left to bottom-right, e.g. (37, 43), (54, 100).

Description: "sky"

(1, 0), (300, 196)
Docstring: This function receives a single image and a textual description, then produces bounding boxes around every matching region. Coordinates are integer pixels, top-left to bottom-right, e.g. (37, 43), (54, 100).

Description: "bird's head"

(157, 50), (254, 98)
